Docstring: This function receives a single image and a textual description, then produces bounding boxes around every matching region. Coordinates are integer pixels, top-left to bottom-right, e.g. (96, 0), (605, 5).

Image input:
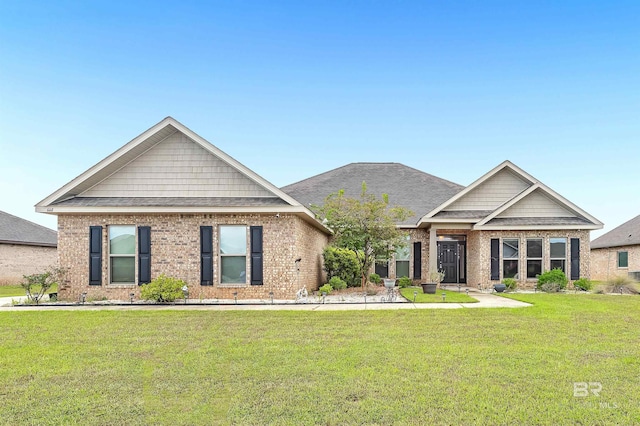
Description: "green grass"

(400, 286), (478, 303)
(1, 294), (639, 424)
(0, 283), (58, 298)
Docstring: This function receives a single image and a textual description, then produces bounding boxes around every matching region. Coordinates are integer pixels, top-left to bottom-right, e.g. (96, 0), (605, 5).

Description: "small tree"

(21, 267), (67, 304)
(314, 182), (413, 291)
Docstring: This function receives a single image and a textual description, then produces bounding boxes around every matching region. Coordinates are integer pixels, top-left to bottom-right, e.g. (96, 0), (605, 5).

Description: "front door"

(438, 242), (458, 283)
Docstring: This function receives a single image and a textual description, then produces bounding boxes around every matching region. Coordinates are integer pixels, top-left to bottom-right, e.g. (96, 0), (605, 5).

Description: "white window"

(395, 242), (410, 278)
(503, 239), (519, 279)
(220, 226), (247, 284)
(550, 238), (567, 272)
(526, 239), (543, 279)
(109, 225), (136, 284)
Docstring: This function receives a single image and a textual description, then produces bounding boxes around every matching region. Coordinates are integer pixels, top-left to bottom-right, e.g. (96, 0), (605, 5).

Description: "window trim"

(395, 237), (411, 278)
(549, 237), (567, 273)
(502, 238), (519, 279)
(526, 238), (543, 280)
(618, 251), (629, 269)
(219, 225), (248, 285)
(108, 225), (137, 285)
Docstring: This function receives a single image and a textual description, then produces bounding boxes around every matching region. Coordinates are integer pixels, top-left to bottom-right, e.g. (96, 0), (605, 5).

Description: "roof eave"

(474, 224), (603, 231)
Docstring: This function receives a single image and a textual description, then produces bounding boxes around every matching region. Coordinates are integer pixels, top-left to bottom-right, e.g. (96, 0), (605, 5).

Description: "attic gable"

(80, 131), (274, 198)
(447, 168), (531, 211)
(496, 188), (576, 218)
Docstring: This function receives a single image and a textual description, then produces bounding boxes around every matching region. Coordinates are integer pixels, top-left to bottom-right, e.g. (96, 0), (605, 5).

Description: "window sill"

(218, 283), (248, 288)
(106, 284), (138, 288)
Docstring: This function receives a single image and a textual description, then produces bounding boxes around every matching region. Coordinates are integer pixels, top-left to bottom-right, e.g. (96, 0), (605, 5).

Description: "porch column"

(429, 226), (437, 276)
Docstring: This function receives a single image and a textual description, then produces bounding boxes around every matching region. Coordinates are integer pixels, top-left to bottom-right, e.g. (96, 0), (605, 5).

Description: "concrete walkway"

(0, 292), (530, 311)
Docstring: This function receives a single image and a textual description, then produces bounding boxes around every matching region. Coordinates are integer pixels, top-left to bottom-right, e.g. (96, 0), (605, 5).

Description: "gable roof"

(281, 163), (464, 226)
(419, 160), (603, 230)
(36, 117), (327, 231)
(0, 210), (57, 247)
(591, 214), (640, 249)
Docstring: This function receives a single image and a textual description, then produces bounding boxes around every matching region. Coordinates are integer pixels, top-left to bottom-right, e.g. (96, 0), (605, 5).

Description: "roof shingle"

(591, 214), (640, 249)
(281, 163), (464, 226)
(0, 211), (57, 246)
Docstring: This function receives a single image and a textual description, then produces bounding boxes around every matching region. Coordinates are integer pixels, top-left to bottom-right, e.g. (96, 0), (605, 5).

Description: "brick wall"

(57, 213), (328, 301)
(0, 243), (57, 285)
(473, 230), (591, 289)
(591, 245), (640, 281)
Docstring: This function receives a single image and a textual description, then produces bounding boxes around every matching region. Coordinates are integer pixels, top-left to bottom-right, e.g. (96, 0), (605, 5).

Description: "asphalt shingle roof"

(591, 214), (640, 249)
(281, 163), (464, 226)
(0, 210), (57, 247)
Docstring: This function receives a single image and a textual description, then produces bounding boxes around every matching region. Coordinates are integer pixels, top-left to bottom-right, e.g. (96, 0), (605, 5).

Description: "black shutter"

(570, 238), (580, 280)
(200, 226), (213, 286)
(138, 226), (151, 285)
(490, 238), (500, 281)
(250, 226), (263, 285)
(89, 226), (102, 286)
(413, 242), (422, 279)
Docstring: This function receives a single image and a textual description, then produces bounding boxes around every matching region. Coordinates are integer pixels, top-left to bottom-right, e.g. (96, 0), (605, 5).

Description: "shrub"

(328, 276), (347, 291)
(318, 284), (333, 295)
(21, 267), (67, 304)
(369, 273), (382, 284)
(604, 275), (639, 294)
(537, 269), (568, 291)
(502, 278), (518, 291)
(140, 275), (187, 302)
(323, 246), (362, 287)
(540, 283), (560, 293)
(573, 278), (593, 291)
(397, 276), (412, 288)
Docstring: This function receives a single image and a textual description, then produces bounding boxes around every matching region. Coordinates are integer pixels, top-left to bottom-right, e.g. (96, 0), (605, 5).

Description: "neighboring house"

(283, 161), (603, 289)
(591, 214), (640, 281)
(0, 210), (57, 284)
(36, 117), (331, 301)
(37, 117), (603, 300)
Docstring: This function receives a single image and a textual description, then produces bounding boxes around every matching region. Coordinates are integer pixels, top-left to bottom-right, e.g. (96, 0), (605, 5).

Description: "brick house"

(36, 117), (330, 301)
(591, 214), (640, 281)
(37, 117), (603, 300)
(283, 161), (603, 289)
(0, 210), (57, 284)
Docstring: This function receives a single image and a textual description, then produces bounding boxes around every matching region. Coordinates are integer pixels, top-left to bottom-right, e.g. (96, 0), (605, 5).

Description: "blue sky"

(1, 1), (638, 238)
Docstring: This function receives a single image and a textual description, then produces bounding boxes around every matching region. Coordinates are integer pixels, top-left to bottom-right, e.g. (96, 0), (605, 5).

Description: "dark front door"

(438, 242), (458, 283)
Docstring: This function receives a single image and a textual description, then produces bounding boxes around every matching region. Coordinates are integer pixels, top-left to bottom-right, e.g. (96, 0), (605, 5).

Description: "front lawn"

(1, 294), (639, 424)
(0, 283), (57, 298)
(400, 286), (478, 303)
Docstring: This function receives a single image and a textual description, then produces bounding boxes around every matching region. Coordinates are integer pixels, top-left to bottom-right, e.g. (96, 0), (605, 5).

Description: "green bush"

(21, 266), (67, 304)
(328, 276), (347, 291)
(502, 278), (518, 291)
(318, 284), (333, 295)
(323, 246), (362, 288)
(540, 283), (560, 293)
(369, 273), (382, 284)
(573, 278), (593, 291)
(537, 269), (568, 291)
(397, 276), (412, 288)
(141, 274), (187, 302)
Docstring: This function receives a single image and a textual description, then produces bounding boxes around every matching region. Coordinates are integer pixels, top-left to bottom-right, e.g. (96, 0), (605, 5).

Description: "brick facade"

(476, 230), (591, 288)
(591, 245), (640, 281)
(0, 243), (57, 285)
(57, 213), (328, 301)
